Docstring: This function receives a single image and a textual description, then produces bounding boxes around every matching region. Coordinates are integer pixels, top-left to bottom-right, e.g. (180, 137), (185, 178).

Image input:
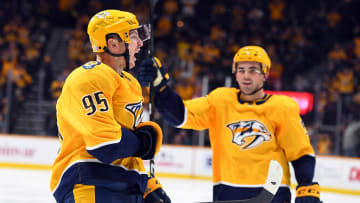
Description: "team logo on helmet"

(95, 11), (110, 19)
(227, 120), (272, 150)
(125, 101), (144, 128)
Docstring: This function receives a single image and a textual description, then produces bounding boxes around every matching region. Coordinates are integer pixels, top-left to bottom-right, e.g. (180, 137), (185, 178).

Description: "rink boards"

(0, 134), (359, 196)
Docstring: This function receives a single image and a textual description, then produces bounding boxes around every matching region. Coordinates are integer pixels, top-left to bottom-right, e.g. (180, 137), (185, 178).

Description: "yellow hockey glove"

(143, 177), (171, 203)
(295, 182), (322, 203)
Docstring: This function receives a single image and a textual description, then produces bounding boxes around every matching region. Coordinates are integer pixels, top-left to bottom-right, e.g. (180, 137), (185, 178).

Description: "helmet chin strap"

(242, 85), (264, 96)
(104, 43), (130, 71)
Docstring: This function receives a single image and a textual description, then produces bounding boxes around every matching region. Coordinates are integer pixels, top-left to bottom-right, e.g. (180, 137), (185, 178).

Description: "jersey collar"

(237, 92), (272, 105)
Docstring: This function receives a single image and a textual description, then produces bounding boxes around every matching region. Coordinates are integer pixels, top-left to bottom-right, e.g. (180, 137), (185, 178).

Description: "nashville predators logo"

(227, 120), (272, 150)
(125, 102), (144, 128)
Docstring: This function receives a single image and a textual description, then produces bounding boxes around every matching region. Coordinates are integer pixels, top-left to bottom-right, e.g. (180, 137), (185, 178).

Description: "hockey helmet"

(232, 45), (271, 74)
(87, 9), (150, 53)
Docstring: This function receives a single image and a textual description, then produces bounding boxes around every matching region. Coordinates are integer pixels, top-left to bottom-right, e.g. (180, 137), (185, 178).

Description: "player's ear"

(107, 37), (126, 53)
(106, 38), (117, 47)
(263, 72), (269, 83)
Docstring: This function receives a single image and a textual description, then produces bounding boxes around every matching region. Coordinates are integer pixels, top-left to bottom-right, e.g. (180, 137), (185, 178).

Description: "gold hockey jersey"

(179, 87), (314, 187)
(50, 61), (148, 202)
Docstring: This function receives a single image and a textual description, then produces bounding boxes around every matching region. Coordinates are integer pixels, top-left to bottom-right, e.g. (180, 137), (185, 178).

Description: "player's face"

(235, 61), (266, 95)
(128, 30), (143, 69)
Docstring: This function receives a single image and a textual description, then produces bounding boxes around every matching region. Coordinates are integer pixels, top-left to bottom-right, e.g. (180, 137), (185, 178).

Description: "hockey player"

(50, 10), (170, 203)
(138, 45), (321, 203)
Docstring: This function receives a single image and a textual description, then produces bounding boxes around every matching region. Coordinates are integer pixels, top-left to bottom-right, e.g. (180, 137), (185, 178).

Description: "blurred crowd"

(0, 0), (50, 132)
(0, 0), (360, 157)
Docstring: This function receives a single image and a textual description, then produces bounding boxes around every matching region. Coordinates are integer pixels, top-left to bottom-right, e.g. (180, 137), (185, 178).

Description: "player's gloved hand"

(138, 57), (169, 91)
(134, 121), (163, 160)
(295, 182), (322, 203)
(143, 177), (171, 203)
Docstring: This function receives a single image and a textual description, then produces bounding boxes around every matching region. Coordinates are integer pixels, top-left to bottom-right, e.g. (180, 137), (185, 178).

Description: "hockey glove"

(134, 121), (163, 160)
(295, 182), (322, 203)
(138, 57), (169, 92)
(143, 177), (171, 203)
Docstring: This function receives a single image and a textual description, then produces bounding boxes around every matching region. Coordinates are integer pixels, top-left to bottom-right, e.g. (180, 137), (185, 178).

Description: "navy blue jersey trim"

(154, 86), (185, 126)
(53, 162), (148, 203)
(291, 155), (315, 184)
(238, 92), (272, 105)
(87, 128), (141, 164)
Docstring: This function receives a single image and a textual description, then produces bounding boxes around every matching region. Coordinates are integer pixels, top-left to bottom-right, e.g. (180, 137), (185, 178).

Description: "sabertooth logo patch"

(125, 101), (144, 128)
(227, 120), (272, 150)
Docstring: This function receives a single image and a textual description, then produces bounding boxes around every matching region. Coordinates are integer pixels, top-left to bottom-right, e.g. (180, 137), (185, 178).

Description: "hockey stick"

(148, 0), (155, 178)
(199, 160), (283, 203)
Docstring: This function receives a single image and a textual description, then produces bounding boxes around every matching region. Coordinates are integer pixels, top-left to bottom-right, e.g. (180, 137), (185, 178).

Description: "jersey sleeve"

(276, 97), (315, 162)
(291, 155), (315, 184)
(154, 86), (215, 130)
(61, 69), (141, 163)
(180, 91), (215, 130)
(154, 86), (186, 126)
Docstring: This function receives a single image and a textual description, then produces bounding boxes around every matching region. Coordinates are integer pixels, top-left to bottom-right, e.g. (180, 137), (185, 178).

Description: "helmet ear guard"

(232, 46), (271, 74)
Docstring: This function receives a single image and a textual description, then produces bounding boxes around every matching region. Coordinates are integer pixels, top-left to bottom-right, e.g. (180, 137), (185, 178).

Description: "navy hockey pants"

(62, 184), (142, 203)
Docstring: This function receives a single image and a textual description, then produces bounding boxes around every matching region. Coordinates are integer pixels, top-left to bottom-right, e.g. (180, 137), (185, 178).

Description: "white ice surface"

(0, 168), (359, 203)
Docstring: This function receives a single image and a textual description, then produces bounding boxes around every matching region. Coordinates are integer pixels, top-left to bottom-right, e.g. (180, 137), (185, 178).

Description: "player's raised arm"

(138, 57), (214, 130)
(138, 57), (186, 126)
